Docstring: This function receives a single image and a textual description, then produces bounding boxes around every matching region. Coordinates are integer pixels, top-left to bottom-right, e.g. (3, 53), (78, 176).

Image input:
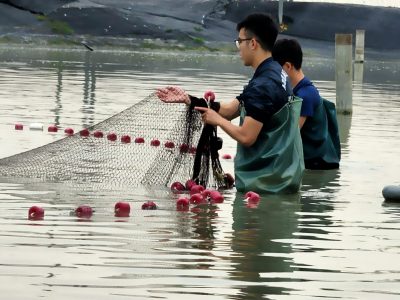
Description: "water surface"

(0, 46), (399, 300)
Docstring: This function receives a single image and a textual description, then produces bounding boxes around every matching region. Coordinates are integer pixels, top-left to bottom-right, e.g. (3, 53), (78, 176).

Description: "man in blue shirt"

(273, 39), (341, 169)
(157, 14), (304, 193)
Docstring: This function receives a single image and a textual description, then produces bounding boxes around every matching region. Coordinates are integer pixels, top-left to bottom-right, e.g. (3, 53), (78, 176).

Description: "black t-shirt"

(237, 57), (290, 123)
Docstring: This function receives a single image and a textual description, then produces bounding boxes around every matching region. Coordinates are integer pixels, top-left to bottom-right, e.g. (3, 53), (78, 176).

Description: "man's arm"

(156, 86), (240, 121)
(218, 99), (240, 121)
(195, 107), (263, 147)
(299, 116), (307, 128)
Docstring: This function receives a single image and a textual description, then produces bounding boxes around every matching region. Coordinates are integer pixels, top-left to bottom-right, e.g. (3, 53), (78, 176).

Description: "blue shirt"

(237, 57), (290, 123)
(293, 77), (321, 117)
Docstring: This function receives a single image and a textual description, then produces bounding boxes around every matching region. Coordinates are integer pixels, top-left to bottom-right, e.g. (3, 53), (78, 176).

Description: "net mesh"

(0, 93), (212, 189)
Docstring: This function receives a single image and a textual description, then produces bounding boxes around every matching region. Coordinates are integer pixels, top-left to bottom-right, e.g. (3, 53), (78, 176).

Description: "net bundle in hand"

(0, 92), (230, 190)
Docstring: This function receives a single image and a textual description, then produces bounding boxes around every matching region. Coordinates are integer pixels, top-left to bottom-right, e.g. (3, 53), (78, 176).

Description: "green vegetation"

(0, 36), (13, 44)
(36, 15), (74, 35)
(191, 36), (205, 45)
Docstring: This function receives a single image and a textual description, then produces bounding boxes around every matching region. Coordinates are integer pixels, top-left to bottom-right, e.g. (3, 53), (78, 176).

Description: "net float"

(171, 181), (185, 193)
(93, 130), (104, 138)
(29, 123), (43, 131)
(150, 139), (160, 146)
(179, 143), (189, 153)
(80, 129), (90, 137)
(190, 184), (205, 195)
(107, 132), (117, 141)
(64, 128), (74, 135)
(244, 191), (260, 208)
(15, 123), (23, 130)
(185, 179), (196, 190)
(209, 190), (224, 203)
(141, 201), (157, 210)
(48, 125), (58, 132)
(165, 141), (175, 149)
(244, 191), (260, 200)
(135, 137), (145, 144)
(75, 205), (93, 218)
(114, 201), (130, 217)
(176, 197), (190, 211)
(189, 146), (197, 154)
(121, 135), (131, 143)
(224, 173), (235, 189)
(28, 206), (44, 220)
(222, 154), (232, 159)
(204, 90), (216, 102)
(190, 193), (207, 204)
(201, 189), (212, 198)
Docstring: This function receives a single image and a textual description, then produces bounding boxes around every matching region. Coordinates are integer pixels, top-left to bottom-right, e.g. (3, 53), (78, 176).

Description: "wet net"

(0, 93), (229, 189)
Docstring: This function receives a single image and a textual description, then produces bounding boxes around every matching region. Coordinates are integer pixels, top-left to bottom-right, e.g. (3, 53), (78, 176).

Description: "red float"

(150, 139), (160, 146)
(107, 132), (117, 141)
(93, 130), (104, 138)
(48, 125), (58, 132)
(165, 141), (175, 149)
(135, 137), (145, 144)
(141, 201), (157, 210)
(209, 190), (224, 203)
(185, 179), (196, 190)
(64, 128), (74, 135)
(114, 202), (130, 217)
(203, 90), (216, 102)
(190, 193), (207, 204)
(15, 123), (23, 130)
(171, 181), (185, 193)
(121, 135), (131, 143)
(28, 206), (44, 220)
(190, 184), (205, 195)
(75, 205), (93, 218)
(80, 129), (90, 137)
(176, 197), (190, 211)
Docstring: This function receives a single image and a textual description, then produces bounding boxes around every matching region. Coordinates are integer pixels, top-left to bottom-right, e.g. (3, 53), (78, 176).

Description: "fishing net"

(0, 92), (230, 190)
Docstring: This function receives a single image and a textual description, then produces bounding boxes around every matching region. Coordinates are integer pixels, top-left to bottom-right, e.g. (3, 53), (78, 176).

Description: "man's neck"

(290, 69), (305, 89)
(252, 52), (272, 69)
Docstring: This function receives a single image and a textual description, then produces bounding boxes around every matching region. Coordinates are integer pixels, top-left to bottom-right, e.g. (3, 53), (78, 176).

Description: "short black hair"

(272, 39), (303, 70)
(236, 13), (278, 52)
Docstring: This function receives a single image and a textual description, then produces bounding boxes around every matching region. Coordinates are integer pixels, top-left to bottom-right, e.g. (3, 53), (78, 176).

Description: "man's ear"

(283, 62), (292, 72)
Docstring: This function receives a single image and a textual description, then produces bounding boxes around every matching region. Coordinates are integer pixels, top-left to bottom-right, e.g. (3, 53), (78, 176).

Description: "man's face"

(237, 28), (253, 66)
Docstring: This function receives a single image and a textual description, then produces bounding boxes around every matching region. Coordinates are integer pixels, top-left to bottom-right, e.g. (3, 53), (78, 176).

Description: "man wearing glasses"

(157, 13), (304, 193)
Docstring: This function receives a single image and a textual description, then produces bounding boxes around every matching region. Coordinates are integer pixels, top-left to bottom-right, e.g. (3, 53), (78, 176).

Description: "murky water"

(0, 46), (399, 300)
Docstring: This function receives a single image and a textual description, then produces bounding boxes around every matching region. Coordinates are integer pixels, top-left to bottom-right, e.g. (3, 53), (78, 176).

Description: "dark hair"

(272, 39), (303, 70)
(236, 13), (278, 52)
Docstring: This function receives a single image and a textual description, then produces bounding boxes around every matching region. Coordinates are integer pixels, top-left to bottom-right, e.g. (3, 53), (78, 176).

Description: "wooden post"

(335, 34), (353, 114)
(354, 62), (364, 82)
(278, 0), (284, 25)
(355, 30), (365, 63)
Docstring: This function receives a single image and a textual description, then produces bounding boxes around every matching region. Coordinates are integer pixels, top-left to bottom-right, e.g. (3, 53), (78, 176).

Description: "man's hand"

(194, 106), (223, 126)
(156, 86), (190, 104)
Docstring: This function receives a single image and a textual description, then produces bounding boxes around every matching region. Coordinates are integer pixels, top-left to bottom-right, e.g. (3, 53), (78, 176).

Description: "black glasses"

(235, 38), (253, 49)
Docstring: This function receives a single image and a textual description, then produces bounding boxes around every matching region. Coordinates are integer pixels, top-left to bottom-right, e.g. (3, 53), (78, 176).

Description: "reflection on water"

(230, 193), (301, 298)
(0, 47), (399, 299)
